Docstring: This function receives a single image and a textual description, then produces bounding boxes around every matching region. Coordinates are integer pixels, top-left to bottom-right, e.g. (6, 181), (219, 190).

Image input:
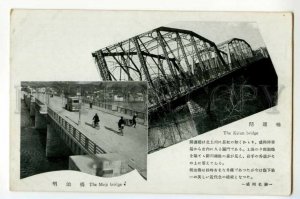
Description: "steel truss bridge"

(92, 26), (258, 114)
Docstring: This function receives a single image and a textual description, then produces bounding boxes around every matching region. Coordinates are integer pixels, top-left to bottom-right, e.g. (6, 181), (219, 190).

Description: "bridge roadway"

(36, 94), (147, 177)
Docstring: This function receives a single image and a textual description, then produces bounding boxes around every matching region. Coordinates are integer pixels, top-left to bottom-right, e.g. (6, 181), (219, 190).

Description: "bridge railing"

(94, 101), (113, 111)
(82, 99), (146, 120)
(47, 107), (106, 155)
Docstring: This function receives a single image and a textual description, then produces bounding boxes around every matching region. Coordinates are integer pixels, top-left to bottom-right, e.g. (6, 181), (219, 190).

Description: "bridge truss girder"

(92, 26), (230, 108)
(217, 38), (254, 69)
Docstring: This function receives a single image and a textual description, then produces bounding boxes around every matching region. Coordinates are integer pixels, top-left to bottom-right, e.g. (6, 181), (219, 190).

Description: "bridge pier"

(46, 123), (73, 157)
(148, 118), (198, 152)
(24, 94), (31, 108)
(187, 96), (212, 128)
(187, 100), (208, 117)
(35, 109), (47, 130)
(29, 98), (36, 117)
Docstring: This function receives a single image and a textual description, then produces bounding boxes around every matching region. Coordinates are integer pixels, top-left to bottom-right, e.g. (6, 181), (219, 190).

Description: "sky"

(166, 21), (265, 50)
(11, 10), (267, 82)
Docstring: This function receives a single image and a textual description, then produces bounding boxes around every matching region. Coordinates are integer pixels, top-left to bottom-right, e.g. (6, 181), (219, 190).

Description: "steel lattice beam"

(94, 50), (112, 81)
(190, 36), (205, 83)
(105, 47), (133, 80)
(132, 37), (154, 89)
(176, 33), (192, 73)
(92, 26), (256, 111)
(156, 30), (179, 87)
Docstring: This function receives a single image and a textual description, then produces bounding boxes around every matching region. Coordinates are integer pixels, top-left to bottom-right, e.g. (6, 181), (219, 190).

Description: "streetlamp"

(61, 90), (64, 108)
(47, 92), (50, 106)
(44, 90), (46, 104)
(77, 87), (82, 125)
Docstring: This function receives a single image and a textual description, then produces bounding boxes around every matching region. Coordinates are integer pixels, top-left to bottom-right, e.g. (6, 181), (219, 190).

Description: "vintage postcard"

(10, 10), (293, 195)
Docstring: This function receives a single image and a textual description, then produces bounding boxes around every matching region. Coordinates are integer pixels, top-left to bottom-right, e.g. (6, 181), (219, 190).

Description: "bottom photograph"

(20, 81), (148, 179)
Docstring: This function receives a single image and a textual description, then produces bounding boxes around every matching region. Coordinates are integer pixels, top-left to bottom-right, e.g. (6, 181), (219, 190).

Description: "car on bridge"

(65, 97), (81, 111)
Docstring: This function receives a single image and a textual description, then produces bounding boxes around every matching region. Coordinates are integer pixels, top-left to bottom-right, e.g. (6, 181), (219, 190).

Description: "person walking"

(132, 113), (137, 128)
(118, 116), (125, 136)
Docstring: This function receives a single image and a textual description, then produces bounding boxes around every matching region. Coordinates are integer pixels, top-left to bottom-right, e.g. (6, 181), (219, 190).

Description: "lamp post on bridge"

(47, 92), (50, 106)
(77, 87), (82, 125)
(46, 89), (50, 106)
(61, 90), (64, 108)
(44, 91), (46, 104)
